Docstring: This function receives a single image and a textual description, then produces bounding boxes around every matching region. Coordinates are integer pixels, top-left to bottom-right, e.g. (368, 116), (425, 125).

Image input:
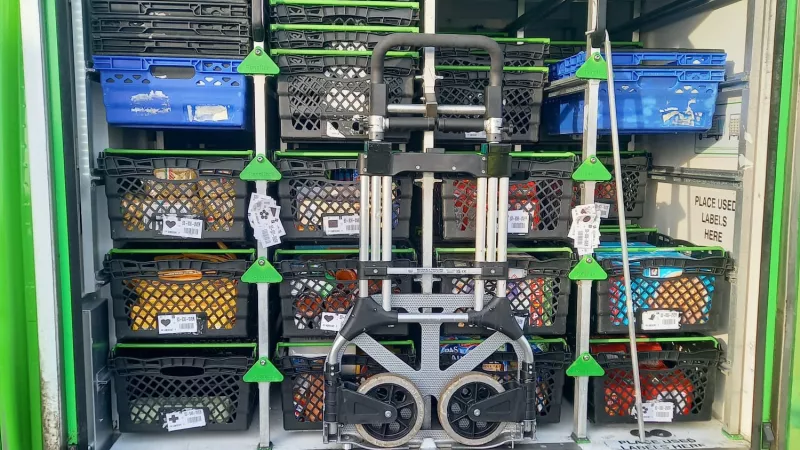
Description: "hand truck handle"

(251, 0), (265, 43)
(370, 33), (505, 87)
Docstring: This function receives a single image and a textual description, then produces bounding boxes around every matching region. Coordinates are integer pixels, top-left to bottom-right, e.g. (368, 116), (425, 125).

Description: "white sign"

(606, 438), (710, 450)
(320, 312), (349, 331)
(641, 310), (681, 331)
(642, 402), (674, 423)
(507, 210), (530, 234)
(158, 314), (199, 335)
(689, 187), (736, 250)
(160, 215), (204, 239)
(323, 215), (360, 235)
(164, 409), (206, 431)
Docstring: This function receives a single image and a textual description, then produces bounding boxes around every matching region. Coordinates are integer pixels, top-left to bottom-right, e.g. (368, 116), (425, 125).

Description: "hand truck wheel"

(354, 373), (424, 448)
(438, 372), (507, 446)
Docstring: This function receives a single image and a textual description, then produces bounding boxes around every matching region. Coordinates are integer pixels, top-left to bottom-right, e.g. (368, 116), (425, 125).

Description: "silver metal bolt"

(593, 53), (601, 61)
(260, 359), (266, 365)
(482, 170), (486, 174)
(452, 166), (457, 171)
(258, 259), (265, 266)
(583, 355), (591, 361)
(482, 157), (486, 161)
(257, 155), (265, 162)
(373, 269), (379, 274)
(473, 409), (481, 417)
(490, 269), (496, 274)
(255, 48), (262, 56)
(590, 157), (597, 163)
(586, 257), (593, 263)
(416, 165), (421, 170)
(384, 411), (392, 418)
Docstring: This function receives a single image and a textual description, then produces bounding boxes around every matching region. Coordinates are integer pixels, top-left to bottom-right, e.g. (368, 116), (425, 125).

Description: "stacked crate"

(92, 0), (259, 433)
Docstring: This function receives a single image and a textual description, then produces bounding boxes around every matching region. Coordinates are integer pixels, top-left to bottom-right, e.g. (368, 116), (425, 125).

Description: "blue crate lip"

(93, 55), (248, 129)
(550, 49), (727, 81)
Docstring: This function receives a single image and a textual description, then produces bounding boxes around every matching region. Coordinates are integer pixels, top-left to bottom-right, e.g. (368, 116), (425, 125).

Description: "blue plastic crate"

(94, 56), (248, 129)
(550, 50), (727, 81)
(543, 67), (725, 135)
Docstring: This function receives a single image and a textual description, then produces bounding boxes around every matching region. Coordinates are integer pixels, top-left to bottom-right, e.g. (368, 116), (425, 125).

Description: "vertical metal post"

(420, 0), (437, 294)
(572, 0), (604, 442)
(381, 176), (393, 311)
(474, 178), (488, 311)
(496, 177), (510, 295)
(360, 175), (371, 298)
(252, 58), (271, 448)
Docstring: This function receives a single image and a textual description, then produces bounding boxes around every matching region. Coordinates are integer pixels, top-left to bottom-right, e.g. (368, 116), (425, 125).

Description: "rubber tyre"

(438, 372), (507, 446)
(354, 373), (424, 448)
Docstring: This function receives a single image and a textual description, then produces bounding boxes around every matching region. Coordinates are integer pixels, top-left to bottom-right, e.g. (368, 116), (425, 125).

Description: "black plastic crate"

(595, 153), (649, 219)
(276, 340), (416, 430)
(589, 339), (721, 424)
(104, 249), (254, 340)
(111, 344), (256, 432)
(270, 27), (417, 51)
(99, 151), (250, 242)
(275, 152), (413, 240)
(439, 338), (569, 424)
(90, 0), (251, 18)
(276, 54), (416, 142)
(437, 248), (572, 336)
(436, 154), (576, 241)
(91, 34), (251, 58)
(435, 39), (549, 68)
(594, 233), (733, 334)
(276, 248), (416, 338)
(270, 3), (419, 26)
(547, 41), (644, 60)
(434, 68), (547, 142)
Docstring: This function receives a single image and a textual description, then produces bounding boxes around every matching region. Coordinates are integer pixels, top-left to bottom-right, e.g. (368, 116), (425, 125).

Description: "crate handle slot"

(158, 269), (204, 282)
(160, 366), (205, 377)
(150, 66), (197, 80)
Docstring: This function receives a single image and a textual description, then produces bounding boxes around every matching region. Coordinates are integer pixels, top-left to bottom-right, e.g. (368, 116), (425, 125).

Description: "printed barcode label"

(320, 312), (349, 331)
(595, 203), (611, 218)
(158, 314), (199, 335)
(164, 408), (207, 431)
(160, 214), (204, 239)
(642, 402), (674, 423)
(641, 310), (682, 331)
(507, 210), (530, 234)
(323, 215), (360, 235)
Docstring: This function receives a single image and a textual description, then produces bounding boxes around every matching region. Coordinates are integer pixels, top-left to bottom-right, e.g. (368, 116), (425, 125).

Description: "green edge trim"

(439, 151), (576, 159)
(270, 24), (420, 33)
(594, 150), (649, 156)
(104, 149), (254, 157)
(275, 151), (361, 158)
(491, 37), (550, 44)
(589, 336), (719, 346)
(439, 338), (567, 345)
(108, 248), (255, 255)
(600, 226), (658, 233)
(115, 342), (257, 349)
(436, 65), (549, 73)
(595, 246), (725, 253)
(435, 247), (572, 255)
(275, 248), (416, 259)
(549, 40), (643, 47)
(271, 0), (420, 8)
(277, 339), (414, 349)
(271, 49), (419, 58)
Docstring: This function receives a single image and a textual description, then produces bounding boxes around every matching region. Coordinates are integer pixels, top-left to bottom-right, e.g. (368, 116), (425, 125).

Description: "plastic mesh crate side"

(112, 351), (256, 432)
(105, 258), (251, 339)
(277, 258), (414, 337)
(438, 159), (574, 241)
(592, 155), (649, 219)
(90, 16), (251, 37)
(93, 56), (248, 127)
(543, 69), (725, 135)
(100, 155), (249, 241)
(589, 344), (720, 424)
(91, 34), (251, 58)
(435, 42), (548, 68)
(270, 30), (412, 52)
(552, 50), (728, 81)
(270, 4), (419, 26)
(90, 0), (251, 18)
(274, 55), (417, 76)
(438, 254), (572, 336)
(276, 159), (413, 239)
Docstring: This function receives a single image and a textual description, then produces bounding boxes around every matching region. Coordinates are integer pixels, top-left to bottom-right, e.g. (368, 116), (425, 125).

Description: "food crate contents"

(276, 248), (416, 337)
(276, 341), (417, 430)
(89, 0), (252, 58)
(434, 68), (547, 142)
(437, 249), (572, 335)
(105, 247), (252, 340)
(275, 153), (413, 240)
(93, 56), (248, 128)
(275, 53), (417, 141)
(544, 50), (727, 134)
(593, 234), (732, 334)
(437, 154), (575, 240)
(99, 151), (249, 241)
(439, 337), (569, 424)
(269, 0), (420, 26)
(111, 344), (257, 432)
(434, 38), (549, 67)
(589, 339), (721, 423)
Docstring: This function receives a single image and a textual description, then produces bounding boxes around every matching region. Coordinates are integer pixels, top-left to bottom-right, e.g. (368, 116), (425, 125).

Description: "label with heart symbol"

(160, 214), (204, 239)
(157, 313), (199, 334)
(319, 312), (349, 331)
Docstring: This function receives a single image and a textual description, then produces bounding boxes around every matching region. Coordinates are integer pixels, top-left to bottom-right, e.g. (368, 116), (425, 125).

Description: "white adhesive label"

(323, 215), (360, 235)
(595, 202), (611, 218)
(320, 312), (348, 332)
(326, 122), (346, 138)
(465, 131), (487, 139)
(507, 210), (530, 234)
(508, 268), (528, 279)
(642, 402), (674, 423)
(164, 408), (206, 431)
(158, 314), (199, 335)
(160, 215), (203, 239)
(641, 310), (681, 331)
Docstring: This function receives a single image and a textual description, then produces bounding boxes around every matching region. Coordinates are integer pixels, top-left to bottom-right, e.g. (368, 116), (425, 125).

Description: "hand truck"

(322, 34), (539, 449)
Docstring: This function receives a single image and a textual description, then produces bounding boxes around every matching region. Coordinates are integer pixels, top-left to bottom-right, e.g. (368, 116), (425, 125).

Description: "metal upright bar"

(420, 0), (436, 295)
(486, 177), (499, 264)
(371, 176), (382, 264)
(496, 177), (510, 295)
(474, 178), (489, 311)
(360, 175), (371, 297)
(381, 176), (393, 311)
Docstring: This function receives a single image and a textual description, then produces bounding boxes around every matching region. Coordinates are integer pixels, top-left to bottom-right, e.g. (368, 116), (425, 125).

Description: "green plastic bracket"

(575, 52), (608, 80)
(566, 352), (605, 377)
(572, 436), (591, 445)
(572, 156), (612, 182)
(237, 47), (280, 76)
(569, 255), (607, 281)
(240, 155), (281, 181)
(243, 357), (284, 383)
(242, 258), (283, 283)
